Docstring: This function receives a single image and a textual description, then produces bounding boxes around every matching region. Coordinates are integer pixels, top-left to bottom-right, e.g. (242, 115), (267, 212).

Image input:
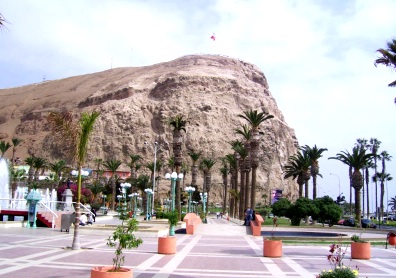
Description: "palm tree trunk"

(380, 181), (385, 220)
(304, 181), (309, 198)
(245, 169), (250, 209)
(111, 177), (116, 211)
(239, 170), (245, 220)
(175, 165), (181, 217)
(222, 174), (228, 214)
(251, 167), (257, 208)
(71, 166), (82, 250)
(366, 168), (370, 219)
(355, 188), (362, 227)
(312, 175), (317, 199)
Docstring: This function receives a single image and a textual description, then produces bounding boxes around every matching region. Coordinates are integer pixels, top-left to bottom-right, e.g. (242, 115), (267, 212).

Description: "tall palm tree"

(329, 147), (373, 226)
(238, 109), (273, 209)
(355, 138), (370, 218)
(219, 159), (229, 214)
(94, 158), (103, 181)
(169, 115), (187, 217)
(378, 150), (392, 219)
(224, 153), (238, 217)
(300, 145), (327, 199)
(47, 110), (100, 250)
(231, 142), (247, 219)
(374, 38), (396, 89)
(103, 159), (122, 211)
(200, 157), (216, 215)
(369, 138), (381, 219)
(0, 140), (11, 157)
(284, 151), (310, 198)
(11, 138), (23, 166)
(188, 151), (202, 187)
(235, 124), (252, 209)
(373, 172), (393, 220)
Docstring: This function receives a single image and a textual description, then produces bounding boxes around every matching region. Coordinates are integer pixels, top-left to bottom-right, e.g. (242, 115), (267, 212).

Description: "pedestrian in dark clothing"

(91, 208), (96, 222)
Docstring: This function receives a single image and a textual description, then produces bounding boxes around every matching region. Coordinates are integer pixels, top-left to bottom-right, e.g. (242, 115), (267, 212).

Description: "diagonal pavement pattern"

(0, 215), (395, 277)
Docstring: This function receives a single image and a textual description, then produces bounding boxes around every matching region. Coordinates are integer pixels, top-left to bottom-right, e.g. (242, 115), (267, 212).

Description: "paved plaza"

(0, 215), (395, 277)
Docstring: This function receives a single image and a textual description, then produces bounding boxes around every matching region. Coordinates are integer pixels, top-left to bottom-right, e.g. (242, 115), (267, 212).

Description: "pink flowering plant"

(317, 237), (359, 278)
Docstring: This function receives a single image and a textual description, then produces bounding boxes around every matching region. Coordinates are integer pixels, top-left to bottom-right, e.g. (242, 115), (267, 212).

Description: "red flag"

(210, 33), (216, 41)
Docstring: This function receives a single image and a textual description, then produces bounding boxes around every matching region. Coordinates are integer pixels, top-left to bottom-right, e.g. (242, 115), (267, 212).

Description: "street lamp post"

(144, 188), (153, 220)
(200, 192), (208, 223)
(145, 141), (158, 216)
(120, 182), (131, 207)
(185, 186), (196, 213)
(102, 195), (107, 214)
(165, 172), (184, 236)
(129, 193), (139, 218)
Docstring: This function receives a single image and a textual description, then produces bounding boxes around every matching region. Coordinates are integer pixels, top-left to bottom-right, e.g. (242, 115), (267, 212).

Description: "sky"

(1, 0), (396, 213)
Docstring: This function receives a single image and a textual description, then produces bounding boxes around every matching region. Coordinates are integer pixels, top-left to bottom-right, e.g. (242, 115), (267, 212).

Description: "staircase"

(37, 211), (64, 228)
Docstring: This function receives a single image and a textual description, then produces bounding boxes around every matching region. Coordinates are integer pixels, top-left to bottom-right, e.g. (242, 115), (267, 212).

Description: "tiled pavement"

(0, 215), (395, 277)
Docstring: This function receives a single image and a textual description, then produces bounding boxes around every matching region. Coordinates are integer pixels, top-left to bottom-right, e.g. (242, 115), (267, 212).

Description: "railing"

(38, 201), (58, 229)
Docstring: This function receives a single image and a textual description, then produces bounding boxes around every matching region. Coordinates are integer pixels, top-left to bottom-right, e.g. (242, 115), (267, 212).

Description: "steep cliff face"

(0, 54), (299, 204)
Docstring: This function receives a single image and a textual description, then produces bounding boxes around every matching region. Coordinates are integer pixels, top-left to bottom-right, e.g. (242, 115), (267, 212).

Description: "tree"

(238, 109), (273, 209)
(11, 138), (23, 166)
(388, 196), (396, 211)
(188, 151), (202, 187)
(355, 138), (371, 218)
(127, 154), (141, 180)
(103, 159), (122, 211)
(374, 38), (396, 89)
(0, 13), (8, 30)
(373, 172), (393, 220)
(169, 115), (187, 218)
(32, 156), (47, 181)
(329, 147), (373, 226)
(47, 110), (100, 250)
(49, 159), (67, 189)
(313, 196), (343, 227)
(369, 138), (381, 220)
(285, 197), (318, 226)
(271, 198), (291, 217)
(224, 153), (238, 218)
(24, 156), (36, 183)
(231, 140), (247, 219)
(200, 157), (216, 213)
(284, 150), (311, 198)
(300, 145), (327, 199)
(0, 140), (11, 157)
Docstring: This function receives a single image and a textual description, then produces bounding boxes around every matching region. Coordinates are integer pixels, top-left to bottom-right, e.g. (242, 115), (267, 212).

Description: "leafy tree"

(271, 198), (291, 217)
(286, 197), (319, 226)
(284, 150), (311, 198)
(329, 147), (373, 226)
(312, 196), (342, 226)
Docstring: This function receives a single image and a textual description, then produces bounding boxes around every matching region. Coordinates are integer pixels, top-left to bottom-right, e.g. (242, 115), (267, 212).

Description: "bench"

(250, 214), (264, 236)
(183, 213), (202, 235)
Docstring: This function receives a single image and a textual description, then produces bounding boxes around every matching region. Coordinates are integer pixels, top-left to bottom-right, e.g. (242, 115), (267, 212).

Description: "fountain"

(0, 158), (10, 209)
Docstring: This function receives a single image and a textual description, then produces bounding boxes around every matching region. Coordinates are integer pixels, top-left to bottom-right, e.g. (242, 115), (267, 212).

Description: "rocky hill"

(0, 54), (299, 205)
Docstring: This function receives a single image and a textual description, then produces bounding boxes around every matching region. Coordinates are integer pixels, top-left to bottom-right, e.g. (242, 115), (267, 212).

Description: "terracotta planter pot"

(91, 266), (132, 278)
(263, 238), (282, 257)
(158, 236), (177, 254)
(388, 233), (396, 245)
(351, 242), (371, 260)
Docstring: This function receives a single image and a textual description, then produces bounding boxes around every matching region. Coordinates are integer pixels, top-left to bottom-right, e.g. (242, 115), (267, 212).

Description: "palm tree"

(47, 110), (100, 250)
(329, 147), (373, 226)
(49, 160), (67, 189)
(103, 159), (122, 211)
(355, 138), (370, 218)
(369, 138), (381, 220)
(238, 109), (273, 209)
(0, 140), (11, 157)
(200, 157), (216, 216)
(32, 156), (47, 181)
(231, 142), (247, 219)
(94, 158), (103, 181)
(0, 13), (7, 30)
(219, 159), (229, 214)
(11, 138), (23, 166)
(373, 172), (393, 220)
(169, 115), (187, 217)
(188, 151), (202, 187)
(127, 154), (142, 180)
(284, 151), (309, 198)
(374, 38), (396, 89)
(300, 145), (327, 199)
(388, 196), (396, 212)
(224, 153), (238, 217)
(24, 156), (36, 183)
(235, 124), (252, 209)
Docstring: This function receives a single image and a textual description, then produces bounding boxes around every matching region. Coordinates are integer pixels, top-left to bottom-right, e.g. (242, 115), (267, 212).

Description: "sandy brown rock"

(0, 54), (299, 204)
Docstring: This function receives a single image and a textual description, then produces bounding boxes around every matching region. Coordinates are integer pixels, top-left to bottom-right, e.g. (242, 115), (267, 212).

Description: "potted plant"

(263, 217), (282, 257)
(91, 202), (143, 278)
(350, 234), (370, 260)
(158, 210), (179, 255)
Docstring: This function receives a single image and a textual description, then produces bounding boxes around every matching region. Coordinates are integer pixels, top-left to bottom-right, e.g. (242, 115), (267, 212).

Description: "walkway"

(0, 215), (395, 277)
